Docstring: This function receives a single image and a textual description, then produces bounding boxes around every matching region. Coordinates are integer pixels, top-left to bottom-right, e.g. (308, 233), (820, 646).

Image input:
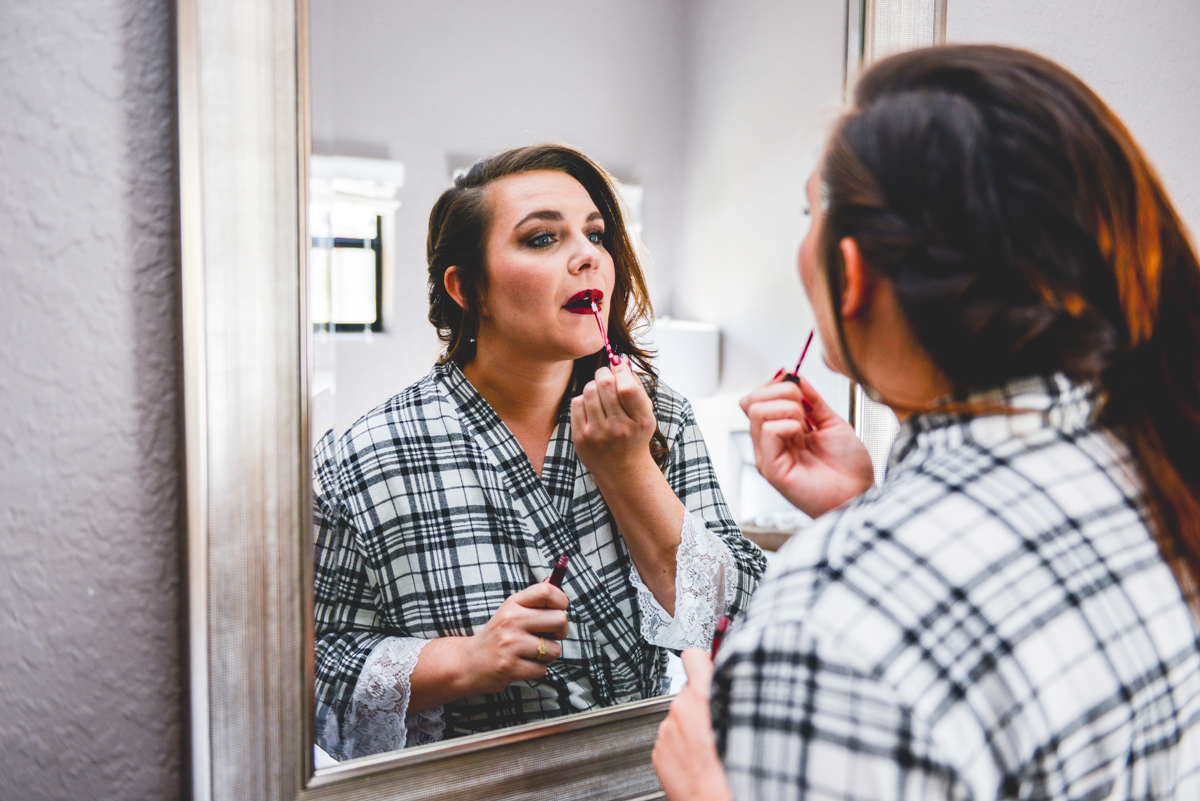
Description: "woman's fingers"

(679, 648), (714, 697)
(573, 361), (655, 467)
(506, 608), (569, 639)
(586, 367), (619, 421)
(516, 633), (563, 666)
(652, 648), (731, 801)
(740, 378), (806, 417)
(758, 418), (807, 457)
(580, 381), (609, 433)
(512, 581), (569, 610)
(570, 394), (587, 427)
(611, 359), (653, 419)
(795, 376), (841, 425)
(581, 360), (653, 427)
(745, 397), (810, 433)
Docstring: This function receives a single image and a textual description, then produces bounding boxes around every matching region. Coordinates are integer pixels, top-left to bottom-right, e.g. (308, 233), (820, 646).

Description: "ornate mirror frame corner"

(178, 1), (943, 799)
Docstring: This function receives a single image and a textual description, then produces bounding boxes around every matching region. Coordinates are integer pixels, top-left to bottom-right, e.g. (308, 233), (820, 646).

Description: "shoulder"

(321, 367), (462, 480)
(342, 367), (453, 445)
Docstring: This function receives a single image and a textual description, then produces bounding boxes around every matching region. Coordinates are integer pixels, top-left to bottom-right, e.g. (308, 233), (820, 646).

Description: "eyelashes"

(524, 228), (607, 249)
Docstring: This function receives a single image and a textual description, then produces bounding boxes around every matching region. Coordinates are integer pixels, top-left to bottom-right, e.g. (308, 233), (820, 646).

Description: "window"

(309, 155), (403, 334)
(310, 208), (382, 333)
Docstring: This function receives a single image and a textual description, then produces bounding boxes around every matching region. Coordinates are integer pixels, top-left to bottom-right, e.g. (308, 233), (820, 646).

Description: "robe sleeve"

(312, 430), (444, 759)
(629, 509), (741, 649)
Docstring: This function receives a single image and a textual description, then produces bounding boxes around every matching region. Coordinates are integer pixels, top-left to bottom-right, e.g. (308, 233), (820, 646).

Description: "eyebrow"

(513, 210), (604, 229)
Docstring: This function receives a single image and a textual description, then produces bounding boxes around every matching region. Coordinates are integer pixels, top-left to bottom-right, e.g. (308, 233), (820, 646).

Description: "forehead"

(486, 170), (597, 219)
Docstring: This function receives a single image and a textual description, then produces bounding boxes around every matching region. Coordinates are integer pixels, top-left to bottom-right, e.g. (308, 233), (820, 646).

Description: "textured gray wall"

(0, 0), (186, 799)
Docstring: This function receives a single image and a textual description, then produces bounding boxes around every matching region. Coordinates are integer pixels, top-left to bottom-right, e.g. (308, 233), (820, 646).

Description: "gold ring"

(537, 637), (548, 661)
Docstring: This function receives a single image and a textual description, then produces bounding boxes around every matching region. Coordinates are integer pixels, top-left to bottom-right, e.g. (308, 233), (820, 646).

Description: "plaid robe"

(315, 361), (765, 743)
(714, 374), (1200, 800)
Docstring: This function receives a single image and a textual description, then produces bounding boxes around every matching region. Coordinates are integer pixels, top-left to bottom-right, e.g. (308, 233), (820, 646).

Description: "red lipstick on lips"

(563, 289), (600, 314)
(564, 289), (619, 366)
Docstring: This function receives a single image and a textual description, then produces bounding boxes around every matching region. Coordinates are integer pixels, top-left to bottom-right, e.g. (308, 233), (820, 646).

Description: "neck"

(843, 284), (954, 424)
(461, 340), (574, 431)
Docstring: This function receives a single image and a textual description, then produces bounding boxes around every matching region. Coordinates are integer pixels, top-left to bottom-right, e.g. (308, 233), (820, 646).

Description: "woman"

(313, 144), (766, 760)
(654, 46), (1200, 799)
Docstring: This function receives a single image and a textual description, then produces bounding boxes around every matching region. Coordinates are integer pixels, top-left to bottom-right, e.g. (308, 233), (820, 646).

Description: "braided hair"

(820, 44), (1200, 606)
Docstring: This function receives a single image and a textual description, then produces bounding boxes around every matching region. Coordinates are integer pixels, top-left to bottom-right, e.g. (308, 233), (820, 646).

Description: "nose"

(568, 232), (602, 274)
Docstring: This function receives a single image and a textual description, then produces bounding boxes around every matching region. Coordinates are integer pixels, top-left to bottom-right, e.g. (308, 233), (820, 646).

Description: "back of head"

(821, 44), (1200, 605)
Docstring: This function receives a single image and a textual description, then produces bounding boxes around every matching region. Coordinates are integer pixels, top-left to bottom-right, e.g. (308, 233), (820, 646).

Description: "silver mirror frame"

(179, 1), (942, 799)
(850, 0), (949, 481)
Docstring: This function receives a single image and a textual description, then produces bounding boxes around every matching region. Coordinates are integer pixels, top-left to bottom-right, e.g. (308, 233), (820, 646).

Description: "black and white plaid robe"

(315, 361), (765, 751)
(713, 374), (1200, 800)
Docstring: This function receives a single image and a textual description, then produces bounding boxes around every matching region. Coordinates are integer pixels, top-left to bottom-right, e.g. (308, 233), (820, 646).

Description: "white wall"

(671, 0), (849, 520)
(948, 0), (1200, 240)
(0, 1), (185, 798)
(676, 0), (848, 401)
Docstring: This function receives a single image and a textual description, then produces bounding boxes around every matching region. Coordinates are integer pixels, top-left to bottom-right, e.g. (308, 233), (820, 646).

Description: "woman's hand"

(457, 582), (569, 696)
(571, 358), (657, 477)
(740, 374), (874, 518)
(653, 649), (732, 801)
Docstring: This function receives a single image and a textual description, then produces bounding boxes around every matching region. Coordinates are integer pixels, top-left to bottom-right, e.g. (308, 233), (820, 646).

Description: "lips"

(563, 288), (603, 313)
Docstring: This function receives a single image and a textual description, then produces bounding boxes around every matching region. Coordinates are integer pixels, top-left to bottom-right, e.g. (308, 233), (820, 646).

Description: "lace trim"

(337, 637), (445, 759)
(630, 510), (736, 650)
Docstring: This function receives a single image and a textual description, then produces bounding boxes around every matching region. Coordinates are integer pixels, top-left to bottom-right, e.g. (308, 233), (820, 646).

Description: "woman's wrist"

(589, 448), (660, 494)
(410, 635), (477, 710)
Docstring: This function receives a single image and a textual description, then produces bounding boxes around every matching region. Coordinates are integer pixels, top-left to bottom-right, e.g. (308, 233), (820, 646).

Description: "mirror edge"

(180, 1), (945, 799)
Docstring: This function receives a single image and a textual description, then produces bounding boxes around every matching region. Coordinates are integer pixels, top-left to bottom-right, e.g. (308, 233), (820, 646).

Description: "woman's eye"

(528, 233), (554, 248)
(586, 230), (606, 245)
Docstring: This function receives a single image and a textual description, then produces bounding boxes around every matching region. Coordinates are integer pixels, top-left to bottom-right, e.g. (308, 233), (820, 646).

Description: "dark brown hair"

(820, 45), (1200, 604)
(426, 144), (668, 462)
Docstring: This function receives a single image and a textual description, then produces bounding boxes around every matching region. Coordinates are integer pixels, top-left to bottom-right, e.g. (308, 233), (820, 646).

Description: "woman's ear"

(838, 237), (873, 319)
(447, 265), (489, 318)
(444, 266), (467, 310)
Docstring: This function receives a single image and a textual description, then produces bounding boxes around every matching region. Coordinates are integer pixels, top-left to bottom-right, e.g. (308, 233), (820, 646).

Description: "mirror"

(307, 0), (852, 767)
(179, 0), (942, 798)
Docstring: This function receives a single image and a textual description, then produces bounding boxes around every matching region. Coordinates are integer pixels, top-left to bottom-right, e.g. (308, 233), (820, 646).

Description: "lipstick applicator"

(587, 291), (620, 366)
(781, 330), (816, 433)
(783, 331), (815, 385)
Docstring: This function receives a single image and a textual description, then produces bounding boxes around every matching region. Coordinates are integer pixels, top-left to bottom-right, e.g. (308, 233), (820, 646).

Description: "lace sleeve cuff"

(332, 637), (446, 760)
(630, 510), (737, 650)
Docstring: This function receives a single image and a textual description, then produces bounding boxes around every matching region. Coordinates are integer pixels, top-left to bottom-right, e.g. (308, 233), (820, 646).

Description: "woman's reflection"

(313, 145), (766, 760)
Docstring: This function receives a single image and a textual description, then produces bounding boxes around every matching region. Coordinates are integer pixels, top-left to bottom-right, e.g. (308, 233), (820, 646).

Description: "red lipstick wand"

(783, 331), (815, 385)
(587, 292), (620, 366)
(711, 615), (730, 659)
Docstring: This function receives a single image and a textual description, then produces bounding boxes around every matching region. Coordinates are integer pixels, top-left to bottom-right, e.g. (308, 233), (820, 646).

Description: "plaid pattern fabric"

(713, 374), (1200, 800)
(315, 361), (764, 743)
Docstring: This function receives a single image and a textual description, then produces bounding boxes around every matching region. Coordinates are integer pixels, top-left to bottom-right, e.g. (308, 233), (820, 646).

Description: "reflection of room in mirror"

(309, 0), (852, 444)
(308, 0), (851, 765)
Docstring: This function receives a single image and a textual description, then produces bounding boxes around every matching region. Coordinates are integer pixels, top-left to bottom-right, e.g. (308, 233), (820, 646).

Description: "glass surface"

(309, 0), (854, 765)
